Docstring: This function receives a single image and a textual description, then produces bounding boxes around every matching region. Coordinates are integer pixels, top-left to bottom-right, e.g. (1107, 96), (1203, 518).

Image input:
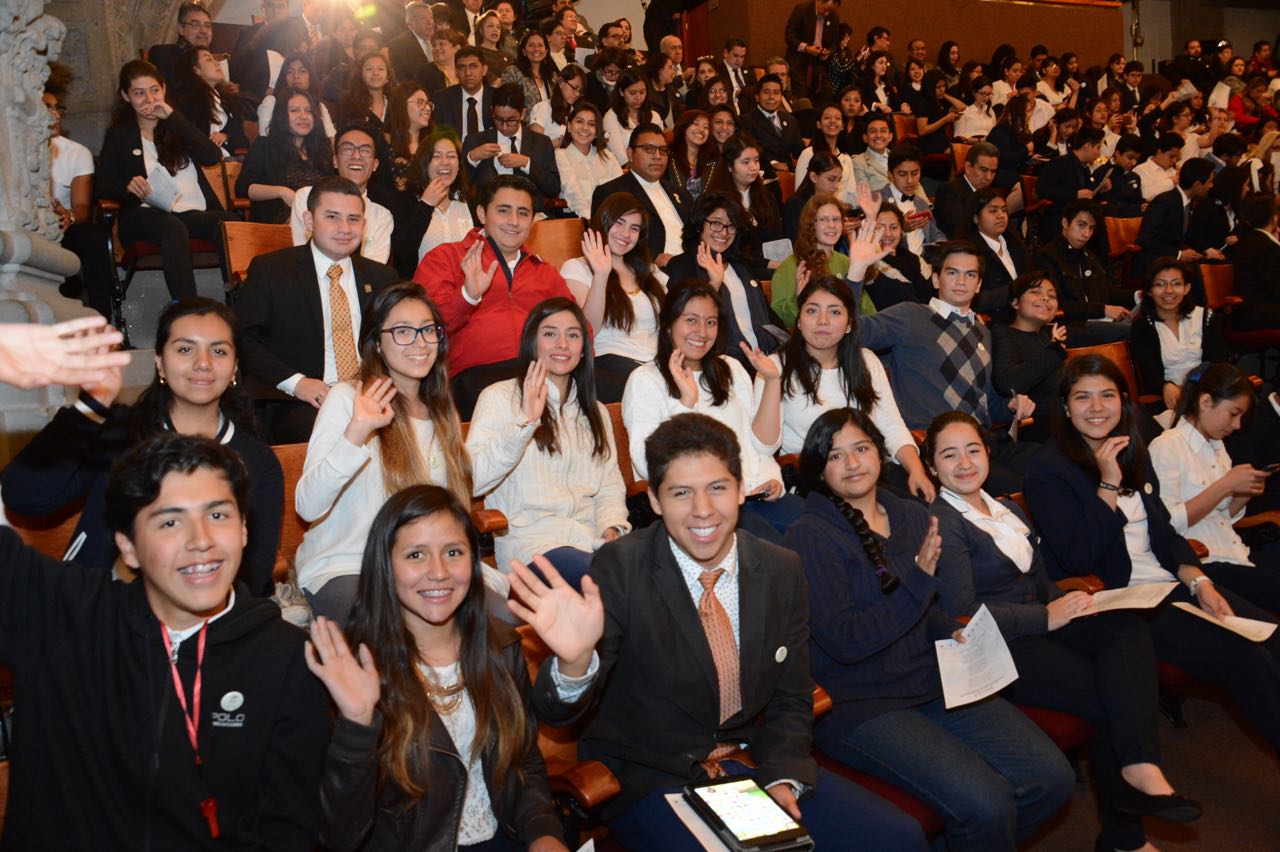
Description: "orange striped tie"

(698, 569), (741, 724)
(327, 264), (359, 382)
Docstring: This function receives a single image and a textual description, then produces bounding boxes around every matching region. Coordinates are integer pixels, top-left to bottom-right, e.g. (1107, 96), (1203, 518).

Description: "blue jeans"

(740, 493), (806, 542)
(537, 546), (594, 591)
(816, 697), (1074, 852)
(608, 762), (927, 851)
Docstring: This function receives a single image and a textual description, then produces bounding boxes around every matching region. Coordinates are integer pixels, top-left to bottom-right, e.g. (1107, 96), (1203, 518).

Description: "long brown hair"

(347, 485), (529, 799)
(113, 60), (190, 175)
(794, 193), (841, 280)
(590, 192), (665, 333)
(385, 82), (434, 158)
(358, 284), (472, 504)
(338, 52), (397, 126)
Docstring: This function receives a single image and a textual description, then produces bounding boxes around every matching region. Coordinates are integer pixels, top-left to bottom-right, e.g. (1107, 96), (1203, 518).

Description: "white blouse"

(559, 257), (659, 362)
(418, 196), (476, 260)
(602, 109), (663, 166)
(992, 80), (1014, 107)
(939, 488), (1035, 573)
(555, 144), (623, 219)
(622, 357), (782, 492)
(528, 99), (564, 145)
(1150, 419), (1253, 566)
(140, 136), (205, 213)
(1116, 491), (1177, 585)
(416, 661), (498, 845)
(954, 103), (996, 139)
(793, 147), (857, 206)
(1035, 81), (1066, 107)
(1154, 306), (1206, 386)
(50, 135), (93, 210)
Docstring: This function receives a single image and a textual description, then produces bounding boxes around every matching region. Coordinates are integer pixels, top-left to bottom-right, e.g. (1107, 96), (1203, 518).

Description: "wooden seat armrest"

(813, 686), (833, 718)
(1222, 295), (1244, 308)
(546, 758), (621, 809)
(626, 479), (649, 498)
(1248, 374), (1264, 391)
(97, 199), (121, 213)
(910, 428), (926, 447)
(1235, 510), (1280, 531)
(471, 508), (508, 534)
(1137, 393), (1163, 406)
(233, 198), (251, 210)
(777, 452), (799, 468)
(1056, 575), (1105, 594)
(1188, 539), (1209, 560)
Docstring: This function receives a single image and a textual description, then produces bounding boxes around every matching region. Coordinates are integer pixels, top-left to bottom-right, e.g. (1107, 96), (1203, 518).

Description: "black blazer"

(1024, 440), (1200, 589)
(591, 172), (693, 260)
(387, 31), (435, 91)
(1134, 188), (1187, 276)
(434, 84), (495, 140)
(95, 113), (223, 212)
(531, 523), (817, 816)
(585, 73), (613, 112)
(461, 126), (562, 207)
(968, 231), (1031, 321)
(665, 250), (784, 362)
(236, 244), (399, 393)
(933, 175), (977, 239)
(783, 2), (840, 85)
(1226, 228), (1280, 330)
(1129, 307), (1227, 396)
(1185, 195), (1238, 253)
(738, 106), (805, 177)
(1035, 155), (1097, 238)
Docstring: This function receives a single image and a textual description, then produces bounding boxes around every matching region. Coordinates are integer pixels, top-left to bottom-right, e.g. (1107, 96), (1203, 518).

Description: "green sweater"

(769, 252), (876, 328)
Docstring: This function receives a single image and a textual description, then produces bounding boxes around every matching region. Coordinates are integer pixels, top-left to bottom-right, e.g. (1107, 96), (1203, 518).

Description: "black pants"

(60, 221), (116, 319)
(262, 399), (319, 445)
(451, 359), (520, 420)
(594, 353), (645, 404)
(1202, 545), (1280, 612)
(985, 429), (1042, 497)
(117, 206), (236, 301)
(1006, 612), (1161, 850)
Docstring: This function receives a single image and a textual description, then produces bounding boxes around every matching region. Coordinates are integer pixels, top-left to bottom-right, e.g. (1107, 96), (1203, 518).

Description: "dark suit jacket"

(1035, 154), (1098, 238)
(95, 114), (223, 212)
(434, 84), (495, 140)
(933, 176), (978, 239)
(585, 73), (614, 112)
(664, 251), (784, 363)
(461, 127), (561, 207)
(236, 244), (399, 393)
(1225, 228), (1280, 330)
(969, 232), (1031, 321)
(1024, 440), (1200, 588)
(1185, 195), (1238, 253)
(1134, 188), (1187, 276)
(146, 39), (192, 88)
(783, 2), (840, 93)
(229, 22), (270, 102)
(531, 523), (816, 815)
(387, 31), (434, 89)
(591, 172), (693, 259)
(739, 107), (805, 177)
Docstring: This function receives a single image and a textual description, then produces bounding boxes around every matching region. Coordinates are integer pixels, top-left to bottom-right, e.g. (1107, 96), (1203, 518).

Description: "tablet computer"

(683, 776), (813, 852)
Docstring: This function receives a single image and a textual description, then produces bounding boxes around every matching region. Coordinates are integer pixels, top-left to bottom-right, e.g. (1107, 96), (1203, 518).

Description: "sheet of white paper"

(1172, 601), (1278, 642)
(574, 839), (596, 852)
(665, 793), (731, 852)
(1088, 581), (1178, 614)
(143, 163), (183, 211)
(761, 239), (794, 262)
(935, 604), (1018, 709)
(266, 50), (284, 89)
(218, 56), (231, 84)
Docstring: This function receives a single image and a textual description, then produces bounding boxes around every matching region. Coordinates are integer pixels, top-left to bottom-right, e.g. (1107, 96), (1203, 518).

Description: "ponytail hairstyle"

(1053, 355), (1148, 493)
(590, 192), (664, 333)
(358, 284), (473, 505)
(796, 407), (898, 594)
(347, 485), (530, 800)
(779, 275), (877, 412)
(514, 298), (610, 458)
(655, 279), (732, 406)
(1172, 362), (1255, 429)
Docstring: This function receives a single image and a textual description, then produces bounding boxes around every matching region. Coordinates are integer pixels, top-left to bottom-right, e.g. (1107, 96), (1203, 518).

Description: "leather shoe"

(1114, 781), (1202, 822)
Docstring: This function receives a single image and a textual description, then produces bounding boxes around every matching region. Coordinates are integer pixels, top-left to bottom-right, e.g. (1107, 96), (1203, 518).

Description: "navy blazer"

(434, 84), (495, 139)
(739, 106), (805, 177)
(531, 523), (816, 817)
(930, 496), (1063, 642)
(1024, 440), (1200, 589)
(1134, 188), (1186, 276)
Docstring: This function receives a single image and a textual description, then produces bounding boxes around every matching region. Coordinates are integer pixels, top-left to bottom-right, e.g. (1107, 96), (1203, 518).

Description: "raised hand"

(304, 616), (381, 726)
(1094, 436), (1130, 487)
(345, 377), (398, 445)
(421, 176), (450, 207)
(521, 359), (549, 423)
(853, 180), (882, 222)
(740, 341), (780, 381)
(581, 229), (613, 279)
(794, 259), (812, 296)
(914, 516), (942, 575)
(845, 219), (893, 282)
(507, 555), (604, 676)
(0, 317), (129, 390)
(1049, 323), (1068, 345)
(669, 350), (699, 408)
(695, 241), (726, 288)
(461, 239), (500, 302)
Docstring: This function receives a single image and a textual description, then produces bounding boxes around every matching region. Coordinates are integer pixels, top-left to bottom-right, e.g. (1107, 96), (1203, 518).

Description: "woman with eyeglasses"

(383, 83), (436, 193)
(257, 52), (337, 140)
(294, 284), (474, 626)
(466, 299), (629, 590)
(237, 87), (335, 224)
(770, 193), (876, 328)
(781, 408), (1074, 852)
(556, 102), (624, 221)
(529, 64), (587, 145)
(954, 76), (996, 141)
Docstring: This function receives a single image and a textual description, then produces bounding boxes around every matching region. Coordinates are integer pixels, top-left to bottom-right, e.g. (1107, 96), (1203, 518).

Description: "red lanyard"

(159, 621), (219, 838)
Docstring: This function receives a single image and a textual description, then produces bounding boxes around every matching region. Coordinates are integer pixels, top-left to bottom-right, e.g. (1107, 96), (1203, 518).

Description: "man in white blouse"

(290, 125), (394, 265)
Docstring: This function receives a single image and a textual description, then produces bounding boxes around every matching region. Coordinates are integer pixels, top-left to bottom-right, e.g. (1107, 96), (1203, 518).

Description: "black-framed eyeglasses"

(381, 324), (445, 346)
(705, 219), (737, 234)
(635, 143), (669, 156)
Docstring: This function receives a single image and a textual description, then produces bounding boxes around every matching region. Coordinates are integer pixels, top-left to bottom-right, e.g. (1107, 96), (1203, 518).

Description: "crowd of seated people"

(21, 1), (1280, 847)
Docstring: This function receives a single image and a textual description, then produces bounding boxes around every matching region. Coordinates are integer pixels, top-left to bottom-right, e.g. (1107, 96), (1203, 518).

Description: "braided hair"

(796, 407), (899, 594)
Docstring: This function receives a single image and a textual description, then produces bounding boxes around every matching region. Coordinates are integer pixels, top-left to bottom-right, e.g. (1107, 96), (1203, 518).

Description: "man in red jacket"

(414, 174), (572, 417)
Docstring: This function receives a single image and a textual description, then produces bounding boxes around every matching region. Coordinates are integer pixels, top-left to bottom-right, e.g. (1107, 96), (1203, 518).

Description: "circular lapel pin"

(775, 645), (787, 663)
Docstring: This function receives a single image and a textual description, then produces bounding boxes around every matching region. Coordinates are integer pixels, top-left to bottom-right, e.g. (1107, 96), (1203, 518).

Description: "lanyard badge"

(160, 622), (220, 839)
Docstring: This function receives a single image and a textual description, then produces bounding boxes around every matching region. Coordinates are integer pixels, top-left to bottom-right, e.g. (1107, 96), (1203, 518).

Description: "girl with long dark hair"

(707, 133), (784, 257)
(1129, 258), (1228, 410)
(1, 299), (282, 596)
(257, 51), (337, 140)
(306, 485), (568, 851)
(667, 108), (718, 199)
(501, 29), (556, 109)
(560, 192), (665, 399)
(295, 284), (473, 625)
(781, 407), (1074, 851)
(925, 411), (1201, 851)
(528, 63), (587, 144)
(795, 104), (856, 201)
(410, 131), (475, 263)
(937, 41), (962, 89)
(384, 82), (437, 191)
(466, 299), (628, 589)
(170, 46), (252, 157)
(237, 87), (334, 223)
(554, 101), (623, 219)
(337, 51), (396, 128)
(603, 71), (661, 164)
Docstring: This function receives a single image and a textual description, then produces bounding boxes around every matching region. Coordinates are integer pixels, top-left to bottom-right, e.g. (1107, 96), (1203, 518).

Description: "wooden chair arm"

(233, 198), (251, 211)
(1222, 295), (1245, 308)
(1248, 374), (1264, 391)
(813, 685), (833, 718)
(545, 758), (622, 809)
(97, 199), (121, 213)
(1056, 575), (1105, 594)
(1137, 393), (1163, 407)
(471, 508), (508, 534)
(1188, 539), (1209, 560)
(626, 479), (649, 498)
(777, 452), (799, 469)
(1109, 243), (1141, 259)
(1235, 510), (1280, 531)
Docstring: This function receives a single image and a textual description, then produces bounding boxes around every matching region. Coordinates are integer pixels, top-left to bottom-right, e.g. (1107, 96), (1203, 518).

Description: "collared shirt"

(462, 90), (487, 137)
(758, 107), (780, 131)
(492, 127), (525, 175)
(979, 231), (1016, 280)
(1150, 419), (1253, 566)
(929, 296), (976, 323)
(1152, 305), (1205, 385)
(670, 534), (742, 646)
(1116, 491), (1178, 585)
(722, 264), (759, 349)
(939, 488), (1035, 573)
(290, 186), (393, 264)
(1133, 160), (1176, 201)
(166, 590), (237, 659)
(633, 173), (684, 256)
(276, 242), (361, 395)
(414, 32), (434, 62)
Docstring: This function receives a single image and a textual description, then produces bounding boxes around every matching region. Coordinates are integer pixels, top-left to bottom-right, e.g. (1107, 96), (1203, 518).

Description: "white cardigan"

(622, 357), (782, 492)
(466, 378), (629, 570)
(555, 144), (623, 219)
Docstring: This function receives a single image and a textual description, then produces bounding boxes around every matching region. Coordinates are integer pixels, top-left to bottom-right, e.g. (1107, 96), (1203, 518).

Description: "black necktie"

(1182, 204), (1191, 234)
(466, 96), (478, 137)
(734, 68), (744, 89)
(508, 135), (516, 153)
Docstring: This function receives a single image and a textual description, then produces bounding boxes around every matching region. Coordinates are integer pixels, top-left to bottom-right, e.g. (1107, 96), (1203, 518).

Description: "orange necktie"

(698, 569), (741, 724)
(326, 264), (359, 382)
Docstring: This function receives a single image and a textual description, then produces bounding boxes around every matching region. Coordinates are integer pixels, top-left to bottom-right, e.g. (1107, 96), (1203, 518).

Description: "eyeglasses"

(815, 216), (843, 226)
(493, 114), (522, 127)
(382, 324), (445, 346)
(337, 143), (376, 159)
(408, 98), (432, 109)
(562, 81), (583, 93)
(705, 219), (737, 235)
(635, 144), (669, 156)
(183, 20), (213, 30)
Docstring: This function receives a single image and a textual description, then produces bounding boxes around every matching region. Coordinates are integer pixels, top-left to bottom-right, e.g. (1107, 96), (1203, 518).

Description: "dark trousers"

(1006, 612), (1161, 850)
(985, 430), (1042, 497)
(594, 353), (645, 404)
(1149, 585), (1280, 754)
(60, 221), (116, 319)
(117, 206), (236, 301)
(262, 399), (320, 444)
(451, 359), (521, 421)
(1202, 545), (1280, 611)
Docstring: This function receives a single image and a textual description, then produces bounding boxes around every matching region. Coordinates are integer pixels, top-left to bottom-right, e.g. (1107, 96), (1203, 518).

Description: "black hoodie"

(0, 528), (328, 850)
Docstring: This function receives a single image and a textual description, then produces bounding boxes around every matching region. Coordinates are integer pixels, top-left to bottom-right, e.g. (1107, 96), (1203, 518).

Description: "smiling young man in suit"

(509, 413), (928, 851)
(239, 176), (399, 443)
(461, 83), (561, 211)
(591, 124), (692, 269)
(739, 74), (804, 177)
